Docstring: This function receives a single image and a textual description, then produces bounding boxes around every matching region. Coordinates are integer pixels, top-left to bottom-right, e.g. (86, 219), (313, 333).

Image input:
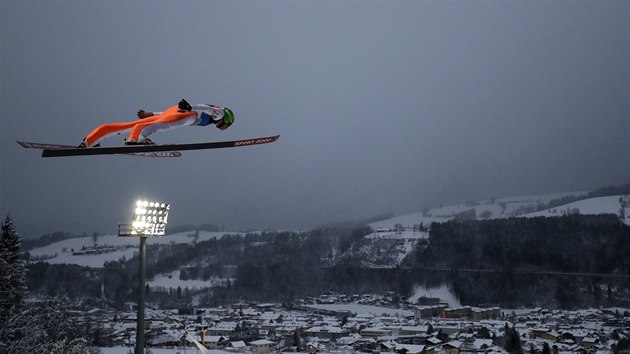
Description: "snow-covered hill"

(28, 191), (630, 284)
(359, 192), (629, 268)
(27, 230), (244, 292)
(522, 195), (627, 219)
(28, 230), (240, 268)
(368, 192), (630, 230)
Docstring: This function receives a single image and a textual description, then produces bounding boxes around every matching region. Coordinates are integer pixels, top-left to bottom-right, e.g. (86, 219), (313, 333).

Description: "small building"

(360, 327), (392, 338)
(304, 325), (349, 341)
(396, 343), (426, 354)
(442, 306), (472, 319)
(147, 331), (183, 347)
(532, 328), (560, 342)
(415, 305), (448, 319)
(249, 339), (275, 353)
(471, 307), (501, 320)
(582, 336), (599, 349)
(204, 335), (230, 349)
(443, 340), (462, 354)
(227, 340), (247, 351)
(205, 322), (237, 336)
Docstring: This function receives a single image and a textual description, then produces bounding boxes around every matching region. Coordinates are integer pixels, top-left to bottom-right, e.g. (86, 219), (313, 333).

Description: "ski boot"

(77, 139), (100, 148)
(125, 138), (155, 146)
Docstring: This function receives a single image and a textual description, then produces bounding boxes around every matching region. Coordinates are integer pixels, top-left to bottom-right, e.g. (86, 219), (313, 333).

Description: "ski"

(19, 135), (279, 158)
(17, 141), (182, 158)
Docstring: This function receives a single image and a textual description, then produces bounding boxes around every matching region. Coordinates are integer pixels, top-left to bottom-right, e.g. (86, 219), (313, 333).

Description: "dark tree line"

(419, 214), (630, 308)
(423, 214), (630, 273)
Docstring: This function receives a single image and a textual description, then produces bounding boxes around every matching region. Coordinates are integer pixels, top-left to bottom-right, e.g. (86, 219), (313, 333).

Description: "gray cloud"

(2, 1), (629, 237)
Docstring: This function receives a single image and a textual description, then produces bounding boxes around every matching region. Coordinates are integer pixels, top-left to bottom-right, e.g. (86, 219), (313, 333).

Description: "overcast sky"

(2, 1), (630, 238)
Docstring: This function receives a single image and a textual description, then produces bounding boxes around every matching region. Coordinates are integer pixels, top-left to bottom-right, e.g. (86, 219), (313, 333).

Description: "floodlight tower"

(119, 200), (170, 354)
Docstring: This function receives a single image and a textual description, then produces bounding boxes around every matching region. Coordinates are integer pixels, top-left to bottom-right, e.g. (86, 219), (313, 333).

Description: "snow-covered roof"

(249, 339), (275, 345)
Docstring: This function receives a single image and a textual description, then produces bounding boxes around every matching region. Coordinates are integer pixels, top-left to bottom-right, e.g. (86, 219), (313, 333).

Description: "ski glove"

(178, 99), (192, 112)
(137, 110), (154, 119)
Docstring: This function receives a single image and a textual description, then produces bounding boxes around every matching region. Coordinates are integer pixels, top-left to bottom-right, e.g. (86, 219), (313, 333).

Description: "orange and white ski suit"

(83, 104), (224, 147)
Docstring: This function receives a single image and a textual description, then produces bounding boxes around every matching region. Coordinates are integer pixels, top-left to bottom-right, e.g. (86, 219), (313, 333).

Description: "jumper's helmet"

(215, 107), (235, 130)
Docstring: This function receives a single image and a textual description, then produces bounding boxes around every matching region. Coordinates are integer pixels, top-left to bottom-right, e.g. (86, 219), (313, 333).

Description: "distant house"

(227, 340), (247, 351)
(147, 332), (182, 347)
(204, 335), (229, 349)
(471, 307), (501, 320)
(582, 336), (598, 349)
(426, 337), (442, 346)
(472, 338), (494, 351)
(443, 340), (462, 354)
(396, 343), (426, 354)
(255, 303), (277, 311)
(542, 331), (561, 342)
(532, 328), (560, 342)
(531, 327), (550, 338)
(414, 305), (447, 319)
(204, 307), (231, 316)
(442, 306), (472, 319)
(205, 322), (237, 336)
(305, 325), (349, 341)
(249, 339), (275, 353)
(379, 340), (397, 352)
(360, 327), (392, 338)
(399, 325), (429, 336)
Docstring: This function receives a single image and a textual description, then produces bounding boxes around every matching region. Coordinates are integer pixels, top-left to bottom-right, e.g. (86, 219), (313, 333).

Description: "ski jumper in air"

(78, 99), (235, 147)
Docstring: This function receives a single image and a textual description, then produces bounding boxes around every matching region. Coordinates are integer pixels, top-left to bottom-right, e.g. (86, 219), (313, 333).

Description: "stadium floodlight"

(129, 200), (170, 236)
(117, 199), (171, 354)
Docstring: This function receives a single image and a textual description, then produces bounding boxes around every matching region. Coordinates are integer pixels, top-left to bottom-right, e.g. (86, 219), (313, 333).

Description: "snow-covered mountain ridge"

(350, 192), (629, 268)
(27, 191), (630, 273)
(369, 191), (629, 231)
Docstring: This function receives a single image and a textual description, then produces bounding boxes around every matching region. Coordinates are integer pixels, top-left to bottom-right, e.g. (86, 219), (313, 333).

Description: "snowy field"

(369, 192), (628, 230)
(523, 195), (625, 218)
(28, 231), (242, 268)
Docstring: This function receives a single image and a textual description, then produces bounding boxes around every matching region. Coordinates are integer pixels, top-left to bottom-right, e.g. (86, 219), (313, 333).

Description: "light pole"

(119, 200), (170, 354)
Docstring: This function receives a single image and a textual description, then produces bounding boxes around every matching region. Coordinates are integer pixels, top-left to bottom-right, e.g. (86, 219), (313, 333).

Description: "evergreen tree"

(0, 217), (92, 353)
(0, 215), (29, 321)
(541, 342), (551, 354)
(503, 324), (523, 354)
(0, 302), (93, 353)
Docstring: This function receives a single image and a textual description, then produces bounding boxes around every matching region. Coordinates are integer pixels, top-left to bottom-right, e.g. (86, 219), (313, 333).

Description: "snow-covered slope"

(522, 195), (626, 218)
(28, 231), (240, 268)
(361, 192), (629, 267)
(367, 191), (630, 231)
(27, 230), (243, 291)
